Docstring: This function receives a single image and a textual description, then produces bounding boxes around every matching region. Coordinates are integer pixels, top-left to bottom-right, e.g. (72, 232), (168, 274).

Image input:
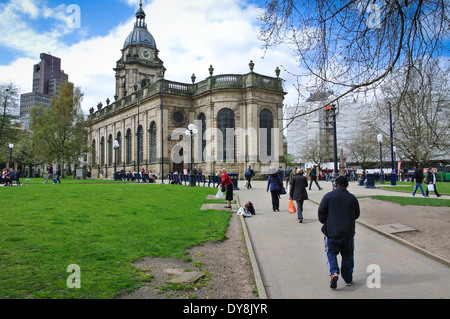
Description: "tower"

(114, 1), (165, 100)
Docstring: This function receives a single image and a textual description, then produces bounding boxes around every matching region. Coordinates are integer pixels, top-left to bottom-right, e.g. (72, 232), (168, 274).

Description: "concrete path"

(236, 180), (450, 299)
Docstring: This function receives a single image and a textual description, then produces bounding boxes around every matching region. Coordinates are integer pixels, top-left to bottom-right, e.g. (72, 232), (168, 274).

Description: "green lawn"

(369, 182), (449, 207)
(0, 182), (230, 299)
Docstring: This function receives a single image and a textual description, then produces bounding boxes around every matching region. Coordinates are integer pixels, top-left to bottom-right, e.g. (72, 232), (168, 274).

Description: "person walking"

(289, 169), (308, 223)
(217, 170), (233, 209)
(309, 165), (323, 190)
(267, 171), (283, 212)
(245, 165), (255, 189)
(44, 164), (54, 184)
(318, 176), (360, 289)
(411, 166), (426, 198)
(425, 168), (441, 197)
(54, 165), (61, 184)
(284, 166), (293, 188)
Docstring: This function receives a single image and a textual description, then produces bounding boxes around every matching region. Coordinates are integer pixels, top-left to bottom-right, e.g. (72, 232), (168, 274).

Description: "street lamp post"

(185, 124), (198, 187)
(388, 101), (396, 185)
(8, 143), (14, 169)
(377, 134), (384, 184)
(113, 140), (119, 180)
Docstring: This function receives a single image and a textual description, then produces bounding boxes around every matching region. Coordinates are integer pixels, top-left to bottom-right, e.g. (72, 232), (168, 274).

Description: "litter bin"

(365, 174), (376, 188)
(227, 173), (239, 190)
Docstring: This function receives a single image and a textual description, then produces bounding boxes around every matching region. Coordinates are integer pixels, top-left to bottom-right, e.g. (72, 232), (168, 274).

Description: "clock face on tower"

(141, 49), (152, 60)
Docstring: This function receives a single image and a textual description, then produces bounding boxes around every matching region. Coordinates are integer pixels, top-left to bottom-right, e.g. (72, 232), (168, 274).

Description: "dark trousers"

(425, 184), (440, 197)
(324, 236), (355, 284)
(270, 190), (280, 211)
(296, 199), (304, 220)
(246, 176), (252, 189)
(309, 177), (321, 190)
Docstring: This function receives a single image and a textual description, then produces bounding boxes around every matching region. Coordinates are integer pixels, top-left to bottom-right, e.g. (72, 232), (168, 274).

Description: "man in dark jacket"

(318, 176), (360, 289)
(309, 165), (323, 190)
(289, 169), (308, 223)
(411, 166), (426, 198)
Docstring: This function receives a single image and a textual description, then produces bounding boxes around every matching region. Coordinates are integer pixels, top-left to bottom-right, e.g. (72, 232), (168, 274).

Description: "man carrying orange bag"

(289, 169), (308, 223)
(288, 198), (297, 214)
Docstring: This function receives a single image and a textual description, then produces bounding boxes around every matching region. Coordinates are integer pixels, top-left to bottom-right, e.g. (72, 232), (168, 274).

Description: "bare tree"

(370, 61), (450, 167)
(258, 0), (450, 123)
(300, 135), (330, 168)
(345, 127), (379, 172)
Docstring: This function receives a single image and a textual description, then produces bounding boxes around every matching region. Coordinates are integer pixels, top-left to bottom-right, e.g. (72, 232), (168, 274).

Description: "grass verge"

(0, 182), (230, 299)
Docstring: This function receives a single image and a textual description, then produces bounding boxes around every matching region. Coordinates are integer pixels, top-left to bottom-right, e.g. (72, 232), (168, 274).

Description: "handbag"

(427, 184), (435, 191)
(288, 199), (297, 214)
(280, 186), (286, 195)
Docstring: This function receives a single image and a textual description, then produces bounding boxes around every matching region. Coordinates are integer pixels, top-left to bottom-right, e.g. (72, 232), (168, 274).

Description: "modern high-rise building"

(20, 53), (70, 128)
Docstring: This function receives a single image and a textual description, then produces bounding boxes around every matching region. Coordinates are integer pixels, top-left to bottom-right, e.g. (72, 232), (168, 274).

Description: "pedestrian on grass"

(318, 175), (360, 289)
(54, 165), (61, 184)
(217, 170), (233, 209)
(44, 164), (54, 184)
(289, 169), (308, 223)
(267, 171), (283, 212)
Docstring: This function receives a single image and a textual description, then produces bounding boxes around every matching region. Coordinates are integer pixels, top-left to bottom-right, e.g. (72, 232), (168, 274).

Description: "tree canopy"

(258, 0), (450, 119)
(30, 82), (87, 175)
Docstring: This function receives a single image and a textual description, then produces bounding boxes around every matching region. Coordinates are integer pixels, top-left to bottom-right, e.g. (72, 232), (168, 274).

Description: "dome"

(123, 2), (157, 50)
(123, 27), (157, 49)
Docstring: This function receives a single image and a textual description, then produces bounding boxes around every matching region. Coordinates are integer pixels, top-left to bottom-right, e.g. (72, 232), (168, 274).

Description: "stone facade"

(87, 3), (286, 179)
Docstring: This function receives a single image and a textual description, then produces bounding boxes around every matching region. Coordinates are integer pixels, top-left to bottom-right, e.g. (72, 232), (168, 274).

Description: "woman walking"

(267, 171), (283, 212)
(217, 170), (233, 208)
(425, 168), (441, 197)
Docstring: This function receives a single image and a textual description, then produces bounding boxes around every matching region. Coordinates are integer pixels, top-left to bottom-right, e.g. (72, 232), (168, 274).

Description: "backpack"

(245, 168), (252, 177)
(245, 201), (256, 215)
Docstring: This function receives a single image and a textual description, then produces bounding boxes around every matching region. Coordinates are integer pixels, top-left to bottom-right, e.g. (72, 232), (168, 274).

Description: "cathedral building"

(88, 2), (287, 179)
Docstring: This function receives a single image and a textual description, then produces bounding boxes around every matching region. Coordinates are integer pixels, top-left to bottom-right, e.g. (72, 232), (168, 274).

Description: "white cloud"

(0, 57), (36, 93)
(0, 0), (299, 114)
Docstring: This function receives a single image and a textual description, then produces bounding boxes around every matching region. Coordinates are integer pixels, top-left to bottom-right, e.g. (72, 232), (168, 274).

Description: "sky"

(0, 0), (300, 114)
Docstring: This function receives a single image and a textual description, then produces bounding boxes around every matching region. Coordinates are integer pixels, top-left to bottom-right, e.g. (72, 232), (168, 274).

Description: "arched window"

(108, 135), (113, 166)
(198, 113), (206, 159)
(116, 132), (122, 165)
(150, 122), (157, 163)
(100, 137), (105, 167)
(137, 125), (144, 165)
(126, 129), (132, 164)
(217, 108), (235, 162)
(260, 109), (274, 157)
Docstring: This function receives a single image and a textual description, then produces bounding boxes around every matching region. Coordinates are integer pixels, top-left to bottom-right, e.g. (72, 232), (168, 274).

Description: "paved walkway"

(236, 180), (450, 299)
